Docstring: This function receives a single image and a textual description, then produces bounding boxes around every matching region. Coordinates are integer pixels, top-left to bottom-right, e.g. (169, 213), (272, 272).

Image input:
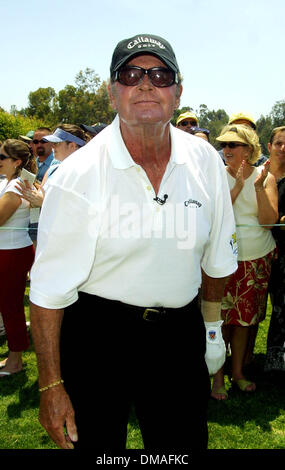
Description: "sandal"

(232, 378), (256, 392)
(211, 385), (228, 401)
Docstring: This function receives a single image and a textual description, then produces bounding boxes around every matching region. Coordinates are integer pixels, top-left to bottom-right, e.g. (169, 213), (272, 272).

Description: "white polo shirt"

(30, 115), (237, 309)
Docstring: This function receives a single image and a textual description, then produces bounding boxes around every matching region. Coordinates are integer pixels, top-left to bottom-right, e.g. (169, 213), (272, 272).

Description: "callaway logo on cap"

(110, 34), (180, 76)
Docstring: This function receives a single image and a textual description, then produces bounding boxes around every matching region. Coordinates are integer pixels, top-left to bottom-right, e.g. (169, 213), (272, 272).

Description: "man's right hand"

(39, 386), (78, 449)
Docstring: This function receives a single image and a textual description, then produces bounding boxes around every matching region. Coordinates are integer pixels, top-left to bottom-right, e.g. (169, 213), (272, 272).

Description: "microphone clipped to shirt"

(153, 194), (168, 205)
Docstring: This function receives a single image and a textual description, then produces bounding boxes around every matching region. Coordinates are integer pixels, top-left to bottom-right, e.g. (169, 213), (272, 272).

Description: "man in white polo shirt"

(30, 34), (237, 451)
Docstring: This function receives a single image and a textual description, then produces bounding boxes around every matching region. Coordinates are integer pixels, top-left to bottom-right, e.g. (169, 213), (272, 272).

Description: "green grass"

(207, 304), (285, 450)
(0, 288), (284, 450)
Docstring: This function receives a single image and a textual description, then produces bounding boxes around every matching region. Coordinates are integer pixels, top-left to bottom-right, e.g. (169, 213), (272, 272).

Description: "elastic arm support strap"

(201, 300), (222, 322)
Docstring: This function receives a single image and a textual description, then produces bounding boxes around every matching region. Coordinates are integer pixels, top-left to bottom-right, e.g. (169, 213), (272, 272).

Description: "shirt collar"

(36, 152), (54, 166)
(107, 115), (135, 169)
(169, 125), (191, 165)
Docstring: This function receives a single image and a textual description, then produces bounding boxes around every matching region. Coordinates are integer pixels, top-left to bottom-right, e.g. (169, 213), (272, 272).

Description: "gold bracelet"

(39, 379), (64, 393)
(255, 187), (265, 192)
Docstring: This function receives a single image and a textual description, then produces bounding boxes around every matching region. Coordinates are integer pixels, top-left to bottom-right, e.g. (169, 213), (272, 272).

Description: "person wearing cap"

(29, 34), (237, 451)
(218, 113), (258, 166)
(228, 112), (257, 130)
(210, 124), (278, 400)
(18, 130), (35, 145)
(176, 111), (199, 133)
(228, 112), (268, 167)
(80, 122), (107, 139)
(17, 124), (87, 208)
(42, 125), (87, 169)
(189, 126), (210, 142)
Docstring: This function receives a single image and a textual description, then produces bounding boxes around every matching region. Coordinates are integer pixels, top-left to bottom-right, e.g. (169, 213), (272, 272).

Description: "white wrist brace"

(204, 320), (226, 375)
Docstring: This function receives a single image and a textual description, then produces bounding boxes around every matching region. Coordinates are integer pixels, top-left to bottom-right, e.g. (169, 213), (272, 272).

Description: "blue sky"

(1, 0), (284, 122)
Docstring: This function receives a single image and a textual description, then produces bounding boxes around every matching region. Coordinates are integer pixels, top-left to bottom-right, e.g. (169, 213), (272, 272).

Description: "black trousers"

(60, 293), (210, 451)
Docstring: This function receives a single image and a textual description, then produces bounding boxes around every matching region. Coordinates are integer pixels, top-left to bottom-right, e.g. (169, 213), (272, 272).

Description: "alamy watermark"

(87, 195), (199, 250)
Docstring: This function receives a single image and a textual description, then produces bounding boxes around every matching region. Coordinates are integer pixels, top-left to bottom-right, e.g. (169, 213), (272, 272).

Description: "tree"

(16, 69), (114, 127)
(55, 85), (80, 124)
(91, 81), (116, 124)
(256, 115), (273, 155)
(270, 100), (285, 128)
(255, 100), (285, 154)
(25, 87), (57, 124)
(0, 111), (44, 142)
(75, 68), (101, 94)
(197, 105), (228, 145)
(52, 69), (115, 126)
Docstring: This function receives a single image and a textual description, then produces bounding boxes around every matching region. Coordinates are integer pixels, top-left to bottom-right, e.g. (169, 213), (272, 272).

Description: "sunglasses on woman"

(220, 142), (247, 149)
(115, 66), (178, 87)
(0, 154), (13, 161)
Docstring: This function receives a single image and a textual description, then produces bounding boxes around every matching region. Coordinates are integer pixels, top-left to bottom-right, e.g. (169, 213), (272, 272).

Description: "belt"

(127, 305), (167, 322)
(77, 292), (198, 323)
(117, 298), (197, 323)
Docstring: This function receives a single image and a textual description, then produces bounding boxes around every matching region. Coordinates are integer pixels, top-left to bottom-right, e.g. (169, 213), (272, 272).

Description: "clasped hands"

(16, 180), (44, 207)
(235, 159), (270, 192)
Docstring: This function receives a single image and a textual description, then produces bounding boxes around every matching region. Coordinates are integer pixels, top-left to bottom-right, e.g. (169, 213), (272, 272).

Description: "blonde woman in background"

(211, 124), (278, 399)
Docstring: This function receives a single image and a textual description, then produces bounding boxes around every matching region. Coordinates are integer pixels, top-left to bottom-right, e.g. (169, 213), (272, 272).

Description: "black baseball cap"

(80, 123), (107, 135)
(110, 34), (180, 76)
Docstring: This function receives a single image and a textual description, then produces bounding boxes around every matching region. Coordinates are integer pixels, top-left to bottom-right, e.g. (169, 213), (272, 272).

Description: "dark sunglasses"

(0, 154), (12, 161)
(220, 142), (247, 149)
(180, 120), (197, 127)
(115, 66), (178, 87)
(32, 139), (48, 145)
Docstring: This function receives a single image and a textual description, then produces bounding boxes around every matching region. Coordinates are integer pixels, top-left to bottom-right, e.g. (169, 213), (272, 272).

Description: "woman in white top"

(0, 139), (37, 376)
(211, 124), (278, 398)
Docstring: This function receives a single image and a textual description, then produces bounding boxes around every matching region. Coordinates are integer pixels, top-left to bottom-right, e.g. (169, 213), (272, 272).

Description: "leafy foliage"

(0, 111), (44, 143)
(24, 87), (57, 123)
(270, 100), (285, 127)
(14, 68), (116, 128)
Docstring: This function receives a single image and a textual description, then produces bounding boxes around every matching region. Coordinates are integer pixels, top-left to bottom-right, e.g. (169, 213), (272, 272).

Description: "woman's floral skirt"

(221, 249), (276, 326)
